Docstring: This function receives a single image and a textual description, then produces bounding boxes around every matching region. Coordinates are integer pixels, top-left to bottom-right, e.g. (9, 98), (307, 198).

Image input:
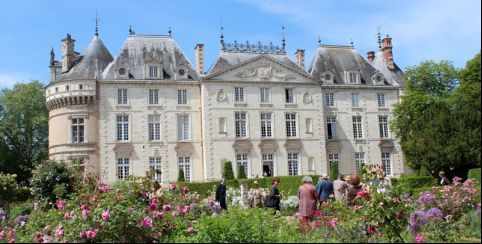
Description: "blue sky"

(0, 0), (480, 89)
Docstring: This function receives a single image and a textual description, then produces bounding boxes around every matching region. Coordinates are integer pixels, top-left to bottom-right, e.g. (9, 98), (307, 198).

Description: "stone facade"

(46, 31), (408, 184)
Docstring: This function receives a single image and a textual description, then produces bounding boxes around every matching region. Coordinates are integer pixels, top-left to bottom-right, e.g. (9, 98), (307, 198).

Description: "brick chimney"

(367, 51), (375, 63)
(381, 35), (395, 72)
(61, 33), (75, 73)
(195, 44), (204, 75)
(295, 49), (305, 69)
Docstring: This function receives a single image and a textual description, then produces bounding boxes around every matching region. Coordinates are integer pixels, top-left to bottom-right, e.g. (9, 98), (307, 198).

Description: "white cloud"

(0, 71), (33, 89)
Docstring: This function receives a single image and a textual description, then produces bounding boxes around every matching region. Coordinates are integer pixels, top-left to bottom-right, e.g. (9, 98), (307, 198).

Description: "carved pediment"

(379, 139), (394, 152)
(234, 65), (294, 81)
(326, 141), (342, 153)
(258, 139), (279, 154)
(175, 142), (194, 157)
(232, 139), (253, 154)
(284, 139), (303, 153)
(113, 143), (134, 158)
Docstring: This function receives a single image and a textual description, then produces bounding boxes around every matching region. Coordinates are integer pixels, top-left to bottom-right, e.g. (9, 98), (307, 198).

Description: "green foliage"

(330, 161), (339, 182)
(29, 160), (81, 202)
(398, 175), (437, 194)
(405, 60), (458, 96)
(0, 173), (21, 208)
(467, 168), (481, 184)
(0, 81), (49, 184)
(177, 168), (185, 182)
(222, 161), (235, 180)
(237, 165), (247, 179)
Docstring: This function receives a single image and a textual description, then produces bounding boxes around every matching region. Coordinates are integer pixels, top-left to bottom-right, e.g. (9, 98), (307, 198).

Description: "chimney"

(195, 44), (204, 75)
(61, 33), (75, 73)
(367, 51), (375, 63)
(381, 35), (395, 72)
(295, 49), (305, 69)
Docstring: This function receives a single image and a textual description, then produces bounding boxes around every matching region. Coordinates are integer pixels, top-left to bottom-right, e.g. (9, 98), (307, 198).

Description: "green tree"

(237, 165), (247, 179)
(329, 161), (339, 181)
(405, 60), (458, 96)
(222, 161), (234, 180)
(0, 81), (48, 184)
(177, 168), (185, 182)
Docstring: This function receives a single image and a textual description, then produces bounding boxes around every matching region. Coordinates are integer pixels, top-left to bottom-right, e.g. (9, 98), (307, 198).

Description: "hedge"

(397, 175), (437, 195)
(467, 168), (481, 184)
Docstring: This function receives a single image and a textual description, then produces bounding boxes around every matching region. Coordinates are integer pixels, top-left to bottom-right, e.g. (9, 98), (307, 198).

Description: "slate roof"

(102, 34), (198, 81)
(371, 50), (405, 87)
(61, 35), (113, 81)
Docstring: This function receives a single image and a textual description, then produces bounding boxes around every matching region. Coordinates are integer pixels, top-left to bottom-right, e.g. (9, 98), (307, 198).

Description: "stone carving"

(235, 65), (294, 81)
(302, 92), (312, 103)
(216, 89), (227, 102)
(222, 40), (285, 54)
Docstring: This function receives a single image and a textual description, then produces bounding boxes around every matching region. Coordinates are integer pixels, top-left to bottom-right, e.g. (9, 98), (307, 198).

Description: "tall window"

(65, 85), (70, 91)
(117, 158), (129, 181)
(177, 89), (187, 105)
(149, 157), (162, 181)
(116, 115), (129, 141)
(177, 115), (190, 140)
(262, 154), (274, 176)
(285, 113), (297, 138)
(326, 117), (337, 139)
(235, 87), (245, 102)
(178, 157), (191, 182)
(117, 89), (128, 104)
(71, 118), (85, 143)
(287, 153), (299, 176)
(236, 154), (248, 177)
(148, 114), (161, 141)
(285, 88), (294, 103)
(325, 93), (334, 107)
(260, 88), (270, 103)
(149, 89), (159, 104)
(377, 94), (386, 107)
(379, 116), (389, 138)
(235, 112), (247, 138)
(351, 93), (359, 107)
(355, 153), (365, 174)
(219, 118), (227, 134)
(352, 116), (363, 139)
(349, 72), (358, 83)
(328, 154), (339, 173)
(149, 66), (158, 78)
(382, 153), (392, 176)
(260, 113), (272, 138)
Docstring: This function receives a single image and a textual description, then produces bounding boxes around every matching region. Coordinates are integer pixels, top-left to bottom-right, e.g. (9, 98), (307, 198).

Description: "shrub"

(178, 168), (185, 182)
(222, 161), (235, 180)
(330, 161), (339, 182)
(237, 165), (246, 179)
(468, 168), (481, 184)
(398, 175), (437, 194)
(0, 173), (21, 208)
(30, 160), (81, 202)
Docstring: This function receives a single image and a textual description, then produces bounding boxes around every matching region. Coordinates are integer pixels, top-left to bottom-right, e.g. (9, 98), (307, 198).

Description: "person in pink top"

(298, 176), (317, 221)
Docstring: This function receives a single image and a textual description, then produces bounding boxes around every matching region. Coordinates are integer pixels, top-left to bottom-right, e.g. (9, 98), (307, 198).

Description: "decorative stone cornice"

(232, 139), (253, 154)
(283, 139), (303, 153)
(222, 40), (285, 55)
(258, 139), (279, 154)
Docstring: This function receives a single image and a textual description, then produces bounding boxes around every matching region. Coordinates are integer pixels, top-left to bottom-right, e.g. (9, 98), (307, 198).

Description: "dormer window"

(321, 71), (334, 84)
(149, 66), (158, 78)
(345, 71), (360, 84)
(372, 72), (385, 85)
(349, 72), (357, 83)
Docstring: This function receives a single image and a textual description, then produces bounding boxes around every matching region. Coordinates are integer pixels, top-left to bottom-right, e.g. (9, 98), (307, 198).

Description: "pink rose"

(64, 212), (74, 219)
(182, 205), (191, 214)
(183, 186), (190, 194)
(0, 231), (4, 239)
(42, 235), (52, 243)
(153, 211), (164, 218)
(330, 218), (338, 227)
(98, 180), (105, 186)
(154, 231), (163, 238)
(55, 199), (66, 210)
(415, 233), (425, 243)
(54, 226), (64, 238)
(85, 229), (98, 239)
(100, 185), (110, 193)
(102, 210), (110, 221)
(162, 204), (171, 211)
(82, 209), (89, 219)
(92, 195), (99, 202)
(140, 217), (153, 228)
(187, 226), (195, 234)
(168, 184), (177, 191)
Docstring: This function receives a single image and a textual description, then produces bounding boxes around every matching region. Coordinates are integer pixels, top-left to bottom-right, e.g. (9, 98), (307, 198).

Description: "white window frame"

(262, 154), (275, 176)
(260, 113), (273, 138)
(287, 153), (299, 176)
(377, 93), (386, 107)
(349, 72), (358, 84)
(235, 112), (247, 138)
(285, 113), (297, 138)
(177, 114), (190, 141)
(117, 158), (130, 181)
(285, 88), (294, 103)
(71, 118), (85, 143)
(351, 93), (359, 107)
(117, 89), (128, 105)
(352, 116), (363, 139)
(355, 152), (365, 174)
(148, 65), (159, 78)
(260, 87), (270, 103)
(235, 154), (249, 177)
(326, 116), (337, 139)
(149, 89), (159, 105)
(235, 87), (245, 103)
(116, 115), (129, 141)
(379, 116), (389, 138)
(149, 157), (162, 181)
(382, 152), (392, 176)
(177, 89), (188, 105)
(178, 156), (191, 182)
(148, 114), (161, 141)
(325, 93), (334, 107)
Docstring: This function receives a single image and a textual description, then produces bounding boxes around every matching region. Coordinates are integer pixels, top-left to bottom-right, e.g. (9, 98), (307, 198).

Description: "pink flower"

(54, 226), (64, 238)
(102, 210), (110, 221)
(42, 235), (52, 243)
(168, 184), (177, 191)
(414, 233), (425, 243)
(330, 218), (338, 227)
(0, 231), (4, 239)
(171, 211), (178, 217)
(357, 190), (368, 198)
(140, 217), (153, 228)
(82, 209), (89, 219)
(33, 232), (42, 241)
(162, 204), (171, 211)
(154, 231), (163, 238)
(187, 226), (195, 234)
(92, 195), (99, 202)
(149, 198), (159, 210)
(64, 211), (74, 219)
(55, 199), (66, 210)
(183, 186), (190, 194)
(100, 185), (110, 193)
(85, 229), (98, 239)
(81, 203), (90, 210)
(98, 180), (105, 186)
(182, 205), (191, 214)
(153, 211), (164, 218)
(367, 225), (376, 235)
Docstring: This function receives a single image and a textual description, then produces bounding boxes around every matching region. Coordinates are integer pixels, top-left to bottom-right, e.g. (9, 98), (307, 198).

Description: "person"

(439, 171), (451, 186)
(346, 174), (363, 203)
(149, 180), (163, 199)
(269, 178), (281, 212)
(251, 181), (264, 208)
(215, 178), (227, 211)
(333, 174), (348, 201)
(316, 174), (334, 207)
(298, 176), (317, 221)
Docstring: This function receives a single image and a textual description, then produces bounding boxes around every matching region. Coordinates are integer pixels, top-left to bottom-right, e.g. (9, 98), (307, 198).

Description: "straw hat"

(322, 173), (328, 179)
(253, 180), (259, 185)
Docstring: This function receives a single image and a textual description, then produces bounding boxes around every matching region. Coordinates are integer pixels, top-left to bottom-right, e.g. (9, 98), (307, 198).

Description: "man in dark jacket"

(316, 174), (334, 207)
(215, 178), (227, 211)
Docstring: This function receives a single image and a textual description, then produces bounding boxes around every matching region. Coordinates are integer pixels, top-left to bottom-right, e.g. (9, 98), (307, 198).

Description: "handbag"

(264, 195), (274, 207)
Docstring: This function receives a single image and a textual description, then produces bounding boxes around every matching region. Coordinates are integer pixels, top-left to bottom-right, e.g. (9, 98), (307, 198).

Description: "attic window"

(349, 72), (358, 83)
(324, 74), (331, 81)
(149, 66), (158, 78)
(178, 69), (185, 76)
(119, 68), (126, 75)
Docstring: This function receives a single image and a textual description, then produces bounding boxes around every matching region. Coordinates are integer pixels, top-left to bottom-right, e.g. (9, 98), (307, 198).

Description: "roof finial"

(220, 21), (225, 49)
(281, 25), (286, 51)
(50, 46), (55, 67)
(377, 27), (382, 49)
(128, 25), (135, 35)
(95, 9), (99, 36)
(168, 26), (172, 37)
(350, 38), (354, 47)
(317, 36), (321, 46)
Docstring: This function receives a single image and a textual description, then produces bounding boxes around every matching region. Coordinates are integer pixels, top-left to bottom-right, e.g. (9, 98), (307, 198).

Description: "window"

(325, 93), (334, 107)
(236, 154), (248, 177)
(219, 118), (227, 134)
(71, 118), (84, 143)
(287, 153), (299, 176)
(305, 118), (313, 133)
(117, 89), (128, 104)
(177, 89), (187, 105)
(260, 88), (270, 103)
(349, 72), (358, 83)
(149, 89), (159, 105)
(326, 117), (337, 139)
(79, 84), (83, 90)
(178, 157), (191, 182)
(379, 116), (389, 138)
(285, 88), (294, 103)
(377, 94), (386, 107)
(351, 93), (359, 107)
(149, 157), (162, 181)
(149, 66), (158, 78)
(262, 154), (274, 176)
(117, 158), (130, 181)
(352, 116), (363, 139)
(116, 115), (129, 141)
(328, 154), (339, 173)
(355, 153), (365, 174)
(65, 85), (70, 91)
(382, 153), (392, 176)
(235, 87), (245, 102)
(55, 87), (59, 93)
(285, 113), (297, 138)
(148, 114), (161, 141)
(235, 112), (247, 138)
(260, 113), (272, 138)
(177, 115), (190, 140)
